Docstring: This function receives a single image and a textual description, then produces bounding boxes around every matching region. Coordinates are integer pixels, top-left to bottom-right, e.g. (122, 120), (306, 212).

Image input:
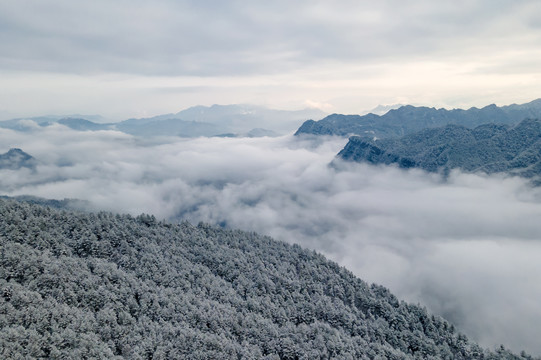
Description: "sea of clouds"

(2, 123), (541, 354)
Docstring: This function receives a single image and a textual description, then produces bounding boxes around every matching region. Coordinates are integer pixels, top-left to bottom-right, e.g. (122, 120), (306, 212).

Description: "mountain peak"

(368, 103), (404, 115)
(6, 147), (27, 155)
(0, 148), (36, 170)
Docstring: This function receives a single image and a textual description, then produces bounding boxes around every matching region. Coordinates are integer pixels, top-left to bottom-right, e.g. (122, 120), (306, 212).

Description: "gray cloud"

(1, 0), (539, 77)
(1, 124), (541, 354)
(2, 1), (541, 121)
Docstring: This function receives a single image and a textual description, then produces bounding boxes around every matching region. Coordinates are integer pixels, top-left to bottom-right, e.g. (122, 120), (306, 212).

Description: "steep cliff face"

(336, 118), (541, 180)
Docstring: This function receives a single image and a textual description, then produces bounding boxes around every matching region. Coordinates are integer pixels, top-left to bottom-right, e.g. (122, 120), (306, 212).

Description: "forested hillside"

(0, 199), (534, 359)
(336, 118), (541, 180)
(295, 99), (541, 138)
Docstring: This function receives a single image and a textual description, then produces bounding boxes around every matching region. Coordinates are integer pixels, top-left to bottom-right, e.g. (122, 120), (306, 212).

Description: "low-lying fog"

(2, 123), (541, 354)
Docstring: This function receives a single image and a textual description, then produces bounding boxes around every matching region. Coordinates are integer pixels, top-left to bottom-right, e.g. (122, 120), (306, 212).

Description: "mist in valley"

(1, 123), (541, 354)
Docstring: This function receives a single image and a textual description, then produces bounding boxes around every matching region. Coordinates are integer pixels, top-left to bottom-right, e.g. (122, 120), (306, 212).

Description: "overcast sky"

(1, 0), (541, 119)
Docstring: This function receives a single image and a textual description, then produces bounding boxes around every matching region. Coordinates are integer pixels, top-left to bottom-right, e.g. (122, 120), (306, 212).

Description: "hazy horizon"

(1, 1), (541, 119)
(2, 98), (540, 125)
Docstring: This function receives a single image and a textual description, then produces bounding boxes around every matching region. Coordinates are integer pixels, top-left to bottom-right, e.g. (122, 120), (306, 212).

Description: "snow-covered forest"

(1, 198), (536, 359)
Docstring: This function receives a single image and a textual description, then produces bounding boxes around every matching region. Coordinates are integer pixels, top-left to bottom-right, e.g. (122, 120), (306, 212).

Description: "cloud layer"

(1, 125), (541, 354)
(1, 1), (541, 118)
(1, 1), (539, 77)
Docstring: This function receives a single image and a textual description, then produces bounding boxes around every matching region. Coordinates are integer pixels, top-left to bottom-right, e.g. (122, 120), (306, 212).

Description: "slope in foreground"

(0, 199), (534, 359)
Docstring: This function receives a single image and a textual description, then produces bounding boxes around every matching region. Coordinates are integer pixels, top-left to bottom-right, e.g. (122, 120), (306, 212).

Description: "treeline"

(0, 199), (535, 359)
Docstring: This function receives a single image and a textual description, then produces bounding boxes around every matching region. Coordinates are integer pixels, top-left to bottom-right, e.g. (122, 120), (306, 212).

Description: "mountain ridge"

(295, 99), (541, 139)
(0, 104), (327, 138)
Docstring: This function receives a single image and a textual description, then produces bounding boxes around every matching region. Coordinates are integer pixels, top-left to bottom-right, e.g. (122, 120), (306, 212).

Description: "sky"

(2, 125), (541, 354)
(1, 0), (541, 120)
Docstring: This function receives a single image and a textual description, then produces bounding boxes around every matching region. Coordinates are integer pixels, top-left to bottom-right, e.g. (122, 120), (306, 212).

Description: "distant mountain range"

(0, 148), (36, 170)
(57, 118), (111, 131)
(0, 114), (106, 130)
(367, 103), (404, 115)
(0, 105), (326, 138)
(296, 99), (541, 139)
(336, 118), (541, 180)
(168, 104), (326, 134)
